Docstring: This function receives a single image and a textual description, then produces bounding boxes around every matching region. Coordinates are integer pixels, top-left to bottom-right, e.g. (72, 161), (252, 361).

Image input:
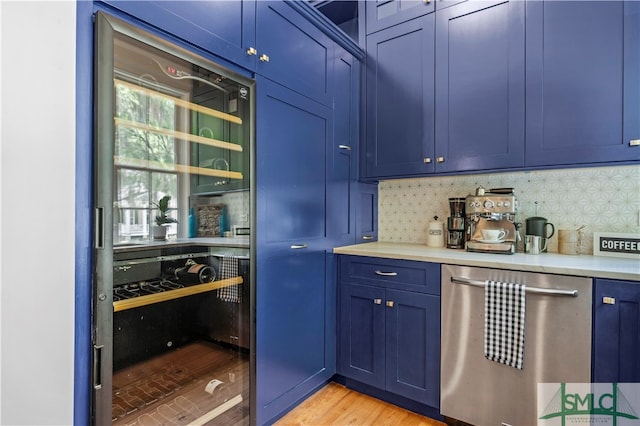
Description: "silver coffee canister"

(525, 235), (547, 255)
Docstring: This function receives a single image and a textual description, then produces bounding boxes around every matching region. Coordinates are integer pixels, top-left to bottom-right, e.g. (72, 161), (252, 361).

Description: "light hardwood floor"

(275, 383), (445, 426)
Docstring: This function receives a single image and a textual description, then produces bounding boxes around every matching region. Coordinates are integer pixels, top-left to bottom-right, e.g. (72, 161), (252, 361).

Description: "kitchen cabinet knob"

(373, 298), (382, 305)
(259, 54), (270, 63)
(338, 145), (352, 151)
(423, 157), (432, 164)
(436, 156), (445, 163)
(630, 139), (640, 147)
(603, 296), (616, 305)
(374, 270), (398, 277)
(291, 244), (307, 249)
(246, 47), (257, 56)
(362, 235), (374, 240)
(386, 300), (394, 308)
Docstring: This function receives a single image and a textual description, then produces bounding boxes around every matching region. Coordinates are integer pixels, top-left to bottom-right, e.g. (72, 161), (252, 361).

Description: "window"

(113, 72), (183, 241)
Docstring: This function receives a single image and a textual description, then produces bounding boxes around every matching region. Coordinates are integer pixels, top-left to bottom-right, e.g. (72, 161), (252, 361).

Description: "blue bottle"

(188, 207), (196, 238)
(219, 206), (227, 237)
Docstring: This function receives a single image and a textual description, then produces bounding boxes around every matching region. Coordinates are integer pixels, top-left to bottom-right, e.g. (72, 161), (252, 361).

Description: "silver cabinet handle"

(630, 139), (640, 146)
(423, 157), (432, 164)
(386, 300), (394, 307)
(603, 296), (616, 305)
(338, 145), (352, 151)
(291, 244), (307, 249)
(373, 298), (382, 305)
(374, 270), (397, 277)
(246, 47), (257, 56)
(259, 54), (270, 62)
(436, 156), (445, 163)
(362, 235), (374, 240)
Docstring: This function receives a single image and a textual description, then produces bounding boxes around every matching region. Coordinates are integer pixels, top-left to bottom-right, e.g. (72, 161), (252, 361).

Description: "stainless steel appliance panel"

(441, 265), (592, 426)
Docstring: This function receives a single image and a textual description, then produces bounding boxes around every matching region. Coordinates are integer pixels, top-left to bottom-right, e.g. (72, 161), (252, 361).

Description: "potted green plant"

(152, 195), (178, 240)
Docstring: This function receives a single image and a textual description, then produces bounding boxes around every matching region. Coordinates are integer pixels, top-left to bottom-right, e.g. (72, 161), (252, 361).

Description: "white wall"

(1, 1), (76, 424)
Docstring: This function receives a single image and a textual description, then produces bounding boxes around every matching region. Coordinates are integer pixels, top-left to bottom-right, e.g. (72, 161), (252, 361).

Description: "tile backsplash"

(379, 165), (640, 254)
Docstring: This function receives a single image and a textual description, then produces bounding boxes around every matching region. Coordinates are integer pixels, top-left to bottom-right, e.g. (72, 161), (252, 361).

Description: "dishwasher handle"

(451, 276), (578, 297)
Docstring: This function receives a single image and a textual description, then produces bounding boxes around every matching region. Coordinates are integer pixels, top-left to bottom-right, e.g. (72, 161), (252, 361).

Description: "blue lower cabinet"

(338, 256), (440, 409)
(593, 279), (640, 382)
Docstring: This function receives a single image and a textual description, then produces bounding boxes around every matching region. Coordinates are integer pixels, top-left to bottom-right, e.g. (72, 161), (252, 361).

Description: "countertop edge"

(333, 242), (640, 282)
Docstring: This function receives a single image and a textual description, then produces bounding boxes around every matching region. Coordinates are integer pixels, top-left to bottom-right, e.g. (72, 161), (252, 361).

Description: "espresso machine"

(447, 198), (466, 249)
(466, 188), (519, 254)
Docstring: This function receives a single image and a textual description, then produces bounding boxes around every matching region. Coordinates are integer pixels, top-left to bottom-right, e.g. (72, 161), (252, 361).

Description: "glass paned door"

(93, 12), (254, 426)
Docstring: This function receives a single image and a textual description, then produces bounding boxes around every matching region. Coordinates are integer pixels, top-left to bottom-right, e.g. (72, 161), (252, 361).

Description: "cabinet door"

(355, 183), (378, 243)
(255, 76), (333, 425)
(385, 289), (440, 406)
(593, 279), (640, 383)
(366, 0), (435, 35)
(328, 50), (359, 246)
(338, 283), (386, 388)
(435, 0), (525, 173)
(256, 1), (333, 106)
(526, 1), (640, 166)
(100, 1), (257, 70)
(365, 15), (436, 178)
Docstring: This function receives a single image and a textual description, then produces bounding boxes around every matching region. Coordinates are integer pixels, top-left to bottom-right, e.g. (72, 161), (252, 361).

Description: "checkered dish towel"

(217, 256), (241, 303)
(484, 280), (526, 369)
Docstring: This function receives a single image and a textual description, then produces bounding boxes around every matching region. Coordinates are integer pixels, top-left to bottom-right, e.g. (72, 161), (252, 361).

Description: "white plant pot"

(152, 225), (167, 240)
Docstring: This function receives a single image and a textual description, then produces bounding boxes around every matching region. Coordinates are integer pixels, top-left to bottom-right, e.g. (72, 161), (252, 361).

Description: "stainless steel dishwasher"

(441, 265), (592, 426)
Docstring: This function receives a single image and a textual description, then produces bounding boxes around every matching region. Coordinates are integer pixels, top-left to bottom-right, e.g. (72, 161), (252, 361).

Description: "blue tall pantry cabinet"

(255, 74), (334, 424)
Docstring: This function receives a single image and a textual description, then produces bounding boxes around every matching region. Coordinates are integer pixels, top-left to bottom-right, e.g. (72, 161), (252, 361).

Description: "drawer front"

(339, 255), (440, 295)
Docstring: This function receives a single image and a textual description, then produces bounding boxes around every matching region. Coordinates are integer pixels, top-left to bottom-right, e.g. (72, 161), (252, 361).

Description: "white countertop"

(333, 242), (640, 281)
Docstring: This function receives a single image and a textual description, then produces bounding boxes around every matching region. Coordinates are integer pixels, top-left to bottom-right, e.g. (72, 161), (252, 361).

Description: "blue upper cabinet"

(526, 1), (640, 166)
(364, 14), (436, 178)
(366, 0), (435, 34)
(435, 0), (525, 173)
(99, 0), (257, 70)
(256, 1), (333, 106)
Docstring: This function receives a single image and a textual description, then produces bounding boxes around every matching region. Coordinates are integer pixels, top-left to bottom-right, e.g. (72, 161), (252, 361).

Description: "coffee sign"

(593, 232), (640, 259)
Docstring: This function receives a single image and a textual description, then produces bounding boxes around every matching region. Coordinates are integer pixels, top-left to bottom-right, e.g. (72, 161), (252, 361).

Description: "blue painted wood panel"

(435, 0), (525, 172)
(593, 279), (640, 382)
(526, 1), (640, 166)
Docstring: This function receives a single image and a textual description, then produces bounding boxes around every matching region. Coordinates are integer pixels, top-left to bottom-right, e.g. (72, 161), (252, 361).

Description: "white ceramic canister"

(427, 216), (445, 248)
